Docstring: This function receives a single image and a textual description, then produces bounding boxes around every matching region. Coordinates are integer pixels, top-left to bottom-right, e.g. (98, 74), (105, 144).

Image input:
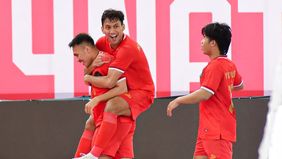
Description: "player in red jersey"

(69, 33), (135, 159)
(167, 22), (244, 159)
(77, 9), (155, 159)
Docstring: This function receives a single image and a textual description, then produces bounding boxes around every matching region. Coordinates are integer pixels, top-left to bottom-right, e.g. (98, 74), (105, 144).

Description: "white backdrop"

(0, 0), (281, 99)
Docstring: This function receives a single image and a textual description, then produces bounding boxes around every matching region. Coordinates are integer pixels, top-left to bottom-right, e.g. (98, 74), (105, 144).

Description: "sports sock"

(111, 117), (134, 143)
(74, 129), (94, 157)
(90, 112), (118, 157)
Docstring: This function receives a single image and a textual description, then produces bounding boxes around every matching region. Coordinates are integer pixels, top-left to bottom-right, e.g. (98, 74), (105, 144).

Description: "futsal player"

(167, 22), (244, 159)
(69, 33), (135, 159)
(76, 9), (155, 159)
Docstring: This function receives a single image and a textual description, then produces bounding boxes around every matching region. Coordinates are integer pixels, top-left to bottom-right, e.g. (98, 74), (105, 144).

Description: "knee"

(104, 98), (119, 113)
(104, 97), (125, 114)
(85, 117), (95, 130)
(104, 97), (131, 116)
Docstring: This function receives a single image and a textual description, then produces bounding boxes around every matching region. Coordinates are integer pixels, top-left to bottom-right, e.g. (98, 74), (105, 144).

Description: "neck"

(209, 54), (220, 60)
(208, 48), (222, 60)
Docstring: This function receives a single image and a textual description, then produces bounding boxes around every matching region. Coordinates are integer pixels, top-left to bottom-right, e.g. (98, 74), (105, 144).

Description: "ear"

(84, 45), (90, 54)
(122, 24), (125, 31)
(101, 26), (105, 34)
(210, 40), (217, 47)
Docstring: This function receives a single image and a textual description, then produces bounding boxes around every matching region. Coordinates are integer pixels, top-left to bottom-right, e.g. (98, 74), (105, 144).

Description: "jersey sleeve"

(201, 63), (223, 93)
(101, 52), (114, 63)
(233, 68), (243, 87)
(110, 46), (134, 72)
(96, 37), (106, 51)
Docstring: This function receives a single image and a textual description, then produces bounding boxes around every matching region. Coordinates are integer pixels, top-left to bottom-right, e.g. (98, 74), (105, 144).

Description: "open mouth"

(110, 34), (118, 41)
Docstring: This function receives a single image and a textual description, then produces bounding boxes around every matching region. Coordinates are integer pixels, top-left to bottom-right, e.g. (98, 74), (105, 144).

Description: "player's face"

(101, 18), (125, 49)
(73, 45), (93, 67)
(201, 36), (213, 55)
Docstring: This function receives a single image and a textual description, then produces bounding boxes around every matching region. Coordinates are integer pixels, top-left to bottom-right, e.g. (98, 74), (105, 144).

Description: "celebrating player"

(74, 9), (155, 159)
(69, 33), (135, 159)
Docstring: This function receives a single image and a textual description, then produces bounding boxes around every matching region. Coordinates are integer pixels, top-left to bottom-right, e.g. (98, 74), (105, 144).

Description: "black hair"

(101, 9), (124, 25)
(201, 22), (232, 55)
(68, 33), (95, 48)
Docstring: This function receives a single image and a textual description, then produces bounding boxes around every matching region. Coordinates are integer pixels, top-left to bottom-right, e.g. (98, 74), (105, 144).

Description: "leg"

(202, 139), (233, 159)
(85, 115), (95, 131)
(98, 156), (135, 159)
(193, 137), (208, 159)
(74, 116), (95, 157)
(87, 91), (152, 158)
(99, 156), (112, 159)
(98, 155), (132, 159)
(78, 117), (133, 159)
(114, 121), (136, 159)
(98, 118), (135, 159)
(104, 96), (131, 116)
(90, 97), (132, 157)
(193, 156), (208, 159)
(192, 139), (233, 159)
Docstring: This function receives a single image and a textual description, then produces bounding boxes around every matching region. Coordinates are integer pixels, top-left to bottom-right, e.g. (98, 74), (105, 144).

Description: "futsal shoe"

(72, 153), (86, 159)
(72, 153), (98, 159)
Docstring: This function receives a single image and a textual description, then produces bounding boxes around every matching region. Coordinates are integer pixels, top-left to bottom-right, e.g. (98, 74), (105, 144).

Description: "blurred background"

(1, 0), (281, 158)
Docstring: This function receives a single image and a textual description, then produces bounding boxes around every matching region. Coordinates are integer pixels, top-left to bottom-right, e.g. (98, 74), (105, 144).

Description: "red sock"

(74, 129), (94, 157)
(91, 112), (118, 157)
(112, 117), (135, 143)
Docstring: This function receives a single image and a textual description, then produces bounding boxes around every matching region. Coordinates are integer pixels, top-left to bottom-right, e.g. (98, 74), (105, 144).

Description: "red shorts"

(119, 90), (154, 120)
(92, 117), (136, 158)
(194, 137), (233, 159)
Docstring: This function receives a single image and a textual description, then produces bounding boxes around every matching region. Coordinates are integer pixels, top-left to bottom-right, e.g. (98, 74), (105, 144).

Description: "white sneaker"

(72, 153), (98, 159)
(72, 153), (86, 159)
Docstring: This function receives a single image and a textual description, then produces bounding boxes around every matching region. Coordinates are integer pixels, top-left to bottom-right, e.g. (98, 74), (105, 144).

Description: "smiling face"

(72, 44), (97, 67)
(101, 18), (125, 49)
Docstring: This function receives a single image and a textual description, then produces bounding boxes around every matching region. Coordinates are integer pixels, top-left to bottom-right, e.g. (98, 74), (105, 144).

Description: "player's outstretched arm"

(167, 88), (213, 117)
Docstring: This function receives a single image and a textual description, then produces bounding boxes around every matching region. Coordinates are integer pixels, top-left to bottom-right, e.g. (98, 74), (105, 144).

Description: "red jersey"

(91, 53), (117, 127)
(198, 56), (243, 142)
(96, 35), (155, 95)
